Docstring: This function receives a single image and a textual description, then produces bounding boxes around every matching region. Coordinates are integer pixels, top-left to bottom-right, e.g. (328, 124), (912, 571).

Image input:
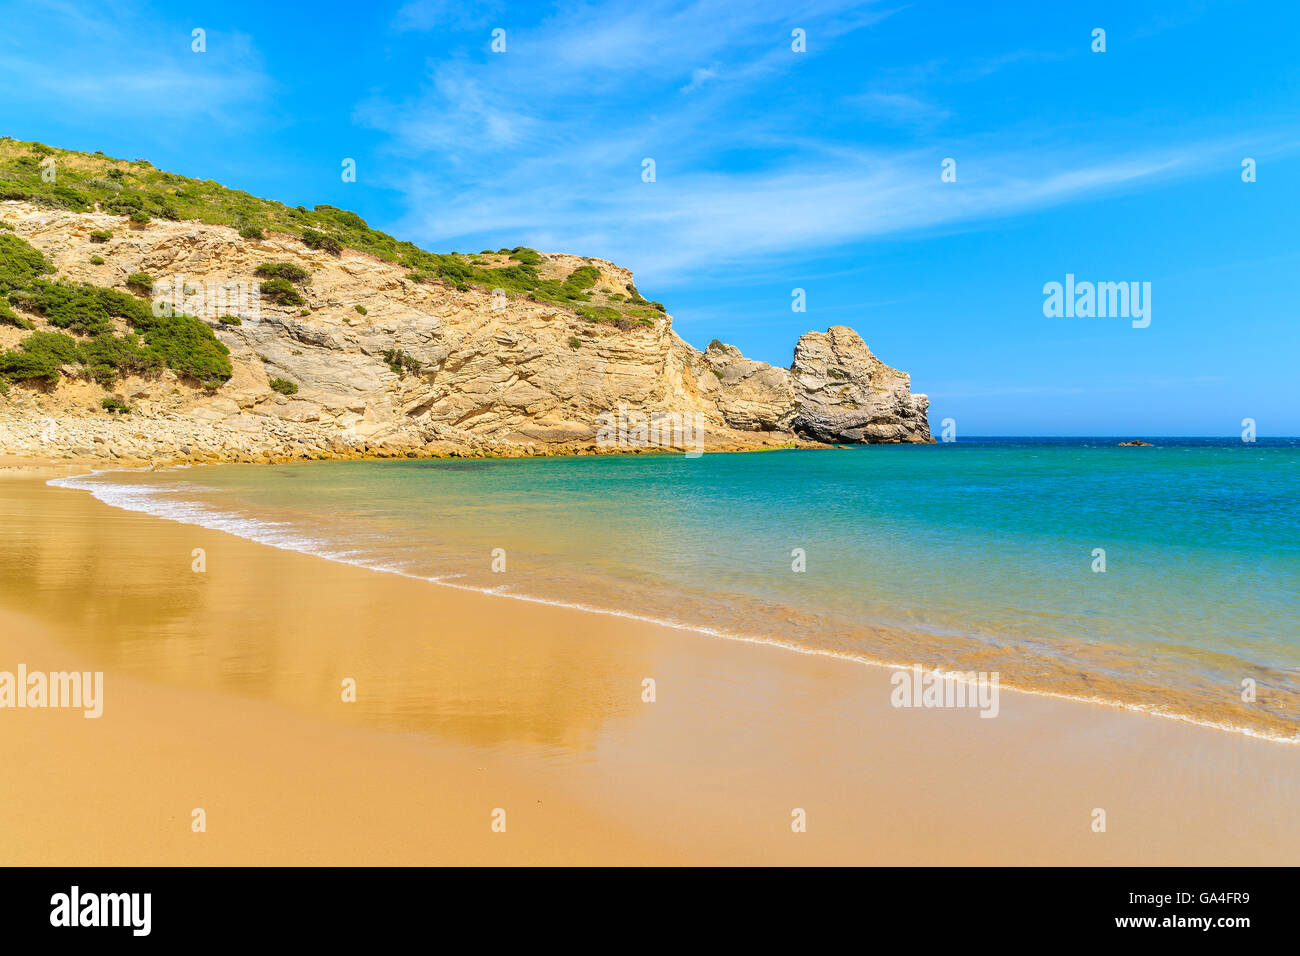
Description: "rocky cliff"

(0, 200), (931, 464)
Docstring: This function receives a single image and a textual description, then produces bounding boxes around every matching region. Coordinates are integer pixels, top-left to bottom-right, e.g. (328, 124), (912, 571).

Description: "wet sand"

(1, 465), (1297, 865)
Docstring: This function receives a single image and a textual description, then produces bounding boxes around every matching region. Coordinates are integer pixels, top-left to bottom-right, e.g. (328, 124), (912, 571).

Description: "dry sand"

(0, 462), (1296, 865)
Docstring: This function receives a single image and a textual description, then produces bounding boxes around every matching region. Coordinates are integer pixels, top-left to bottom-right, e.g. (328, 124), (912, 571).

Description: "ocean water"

(54, 438), (1300, 741)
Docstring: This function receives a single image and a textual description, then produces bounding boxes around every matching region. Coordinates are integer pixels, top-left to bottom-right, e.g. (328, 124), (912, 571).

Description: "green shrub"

(0, 233), (53, 291)
(89, 254), (105, 265)
(0, 331), (80, 385)
(269, 376), (297, 395)
(8, 280), (117, 335)
(301, 228), (342, 254)
(128, 209), (151, 224)
(0, 302), (30, 330)
(565, 265), (600, 289)
(312, 204), (367, 230)
(381, 348), (420, 376)
(93, 284), (155, 323)
(125, 272), (153, 293)
(238, 223), (264, 240)
(0, 300), (33, 329)
(218, 314), (241, 326)
(16, 184), (93, 211)
(80, 332), (162, 385)
(353, 304), (367, 314)
(259, 277), (305, 306)
(89, 229), (113, 243)
(101, 396), (130, 414)
(6, 281), (229, 383)
(568, 336), (582, 350)
(133, 312), (231, 384)
(101, 193), (142, 216)
(254, 261), (310, 284)
(576, 305), (622, 325)
(87, 363), (115, 387)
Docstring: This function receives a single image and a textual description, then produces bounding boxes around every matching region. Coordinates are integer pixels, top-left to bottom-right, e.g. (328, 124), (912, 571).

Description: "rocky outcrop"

(789, 327), (931, 443)
(701, 340), (797, 432)
(0, 202), (932, 462)
(701, 328), (931, 443)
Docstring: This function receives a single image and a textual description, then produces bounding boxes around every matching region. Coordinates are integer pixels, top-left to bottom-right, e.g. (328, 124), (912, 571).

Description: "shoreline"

(3, 460), (1299, 864)
(45, 458), (1300, 747)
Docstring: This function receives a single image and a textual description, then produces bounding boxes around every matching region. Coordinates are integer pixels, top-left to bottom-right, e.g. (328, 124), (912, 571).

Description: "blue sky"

(2, 0), (1297, 434)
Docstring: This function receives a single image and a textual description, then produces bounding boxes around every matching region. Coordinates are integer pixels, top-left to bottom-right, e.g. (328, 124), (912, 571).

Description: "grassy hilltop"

(0, 136), (667, 397)
(0, 137), (665, 317)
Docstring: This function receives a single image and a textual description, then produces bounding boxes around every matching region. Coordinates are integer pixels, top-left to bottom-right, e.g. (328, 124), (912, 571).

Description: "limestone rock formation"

(789, 326), (931, 443)
(0, 202), (932, 462)
(701, 328), (931, 443)
(701, 340), (796, 432)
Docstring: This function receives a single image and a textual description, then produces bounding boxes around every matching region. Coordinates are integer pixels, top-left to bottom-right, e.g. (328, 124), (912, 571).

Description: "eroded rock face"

(701, 340), (797, 432)
(700, 328), (932, 443)
(0, 203), (933, 460)
(789, 327), (932, 443)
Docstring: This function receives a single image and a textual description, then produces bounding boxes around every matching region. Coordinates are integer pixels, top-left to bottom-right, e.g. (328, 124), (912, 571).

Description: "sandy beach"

(2, 461), (1297, 866)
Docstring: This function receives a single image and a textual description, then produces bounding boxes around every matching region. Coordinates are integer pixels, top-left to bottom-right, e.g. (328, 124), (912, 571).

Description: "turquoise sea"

(56, 438), (1300, 740)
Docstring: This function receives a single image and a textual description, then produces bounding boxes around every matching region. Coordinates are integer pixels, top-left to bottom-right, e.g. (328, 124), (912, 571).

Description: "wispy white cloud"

(532, 0), (893, 74)
(355, 66), (539, 157)
(350, 0), (1263, 288)
(681, 67), (717, 93)
(373, 128), (1210, 286)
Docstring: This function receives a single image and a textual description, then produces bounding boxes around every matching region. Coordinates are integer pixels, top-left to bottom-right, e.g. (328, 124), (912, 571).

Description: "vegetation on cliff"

(0, 137), (663, 321)
(0, 231), (231, 388)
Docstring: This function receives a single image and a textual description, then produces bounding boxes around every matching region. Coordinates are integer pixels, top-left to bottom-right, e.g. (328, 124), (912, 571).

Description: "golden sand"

(1, 464), (1297, 865)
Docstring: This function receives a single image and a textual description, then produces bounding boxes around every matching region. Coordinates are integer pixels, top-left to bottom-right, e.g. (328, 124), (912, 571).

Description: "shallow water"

(54, 438), (1300, 740)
